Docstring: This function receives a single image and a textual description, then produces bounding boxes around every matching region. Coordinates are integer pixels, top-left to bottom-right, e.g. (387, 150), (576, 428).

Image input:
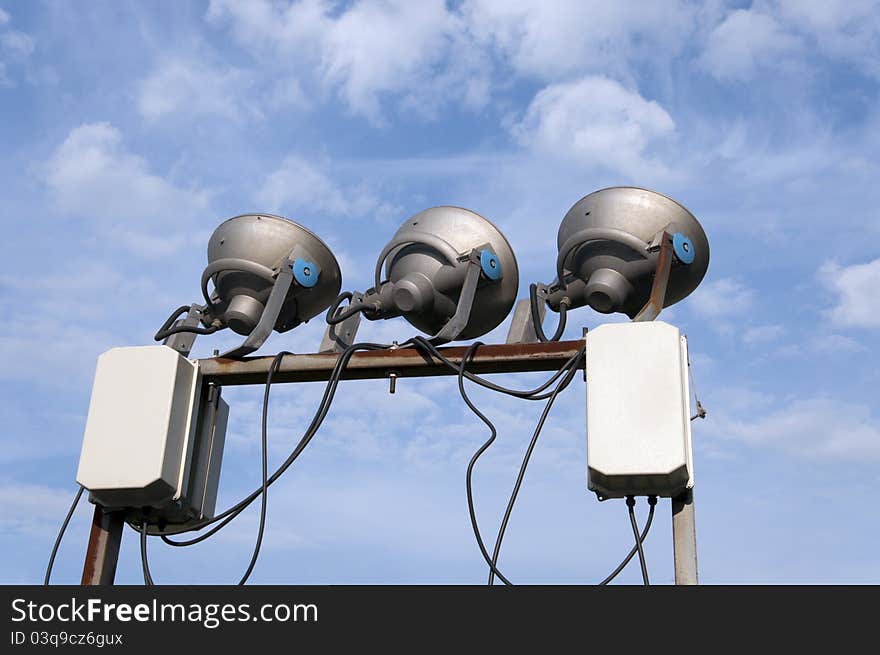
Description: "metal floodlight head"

(327, 206), (519, 343)
(205, 214), (341, 334)
(534, 187), (709, 327)
(155, 213), (341, 358)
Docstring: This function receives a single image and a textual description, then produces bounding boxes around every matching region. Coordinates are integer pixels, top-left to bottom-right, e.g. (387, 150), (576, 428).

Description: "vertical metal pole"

(672, 489), (698, 585)
(81, 505), (124, 585)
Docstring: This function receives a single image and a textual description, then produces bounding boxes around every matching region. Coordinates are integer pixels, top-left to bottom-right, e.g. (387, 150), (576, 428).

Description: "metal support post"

(672, 489), (698, 585)
(632, 232), (673, 323)
(162, 303), (205, 358)
(81, 505), (124, 585)
(506, 297), (546, 344)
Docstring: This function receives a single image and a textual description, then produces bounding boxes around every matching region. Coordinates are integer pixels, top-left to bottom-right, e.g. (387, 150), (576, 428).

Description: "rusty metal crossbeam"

(198, 339), (585, 386)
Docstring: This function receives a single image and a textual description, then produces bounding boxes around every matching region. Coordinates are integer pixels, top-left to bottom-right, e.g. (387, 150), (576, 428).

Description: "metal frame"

(81, 338), (698, 586)
(200, 339), (583, 385)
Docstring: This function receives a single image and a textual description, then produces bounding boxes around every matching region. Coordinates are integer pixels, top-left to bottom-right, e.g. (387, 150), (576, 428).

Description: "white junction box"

(585, 321), (694, 499)
(76, 346), (227, 524)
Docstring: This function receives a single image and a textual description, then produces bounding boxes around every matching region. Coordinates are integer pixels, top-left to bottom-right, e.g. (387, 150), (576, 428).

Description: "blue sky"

(1, 0), (878, 585)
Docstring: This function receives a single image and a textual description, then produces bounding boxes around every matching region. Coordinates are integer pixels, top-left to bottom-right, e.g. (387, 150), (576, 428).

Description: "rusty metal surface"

(81, 505), (124, 586)
(199, 339), (585, 386)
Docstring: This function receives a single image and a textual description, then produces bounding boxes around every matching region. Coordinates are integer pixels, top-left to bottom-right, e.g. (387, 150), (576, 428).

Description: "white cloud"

(0, 316), (117, 388)
(707, 395), (880, 460)
(267, 76), (310, 111)
(512, 76), (675, 177)
(256, 157), (348, 216)
(688, 278), (754, 319)
(0, 6), (34, 86)
(207, 0), (486, 123)
(195, 0), (880, 127)
(138, 58), (260, 122)
(700, 9), (802, 80)
(712, 129), (839, 186)
(1, 29), (34, 58)
(204, 1), (709, 123)
(702, 2), (880, 81)
(772, 0), (880, 76)
(743, 324), (785, 344)
(462, 0), (701, 81)
(206, 0), (327, 53)
(820, 258), (880, 328)
(0, 260), (169, 388)
(319, 0), (463, 121)
(808, 333), (865, 354)
(255, 155), (396, 220)
(0, 482), (87, 539)
(43, 122), (212, 249)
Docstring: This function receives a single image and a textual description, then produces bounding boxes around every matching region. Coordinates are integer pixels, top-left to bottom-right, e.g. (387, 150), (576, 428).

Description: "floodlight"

(528, 187), (709, 337)
(155, 213), (342, 358)
(327, 206), (519, 343)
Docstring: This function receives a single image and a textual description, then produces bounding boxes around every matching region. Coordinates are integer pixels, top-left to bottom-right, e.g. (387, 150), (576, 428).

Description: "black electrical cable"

(325, 291), (371, 325)
(153, 304), (219, 342)
(423, 331), (655, 588)
(157, 353), (352, 542)
(626, 496), (649, 586)
(160, 344), (366, 538)
(156, 305), (190, 331)
(529, 283), (568, 342)
(157, 339), (414, 541)
(457, 342), (514, 586)
(413, 335), (565, 399)
(488, 352), (583, 585)
(155, 323), (220, 341)
(158, 335), (574, 546)
(138, 347), (340, 583)
(56, 300), (590, 587)
(237, 350), (288, 585)
(158, 344), (362, 540)
(600, 495), (657, 585)
(140, 521), (154, 586)
(146, 333), (580, 584)
(43, 485), (84, 585)
(412, 335), (585, 585)
(411, 336), (583, 401)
